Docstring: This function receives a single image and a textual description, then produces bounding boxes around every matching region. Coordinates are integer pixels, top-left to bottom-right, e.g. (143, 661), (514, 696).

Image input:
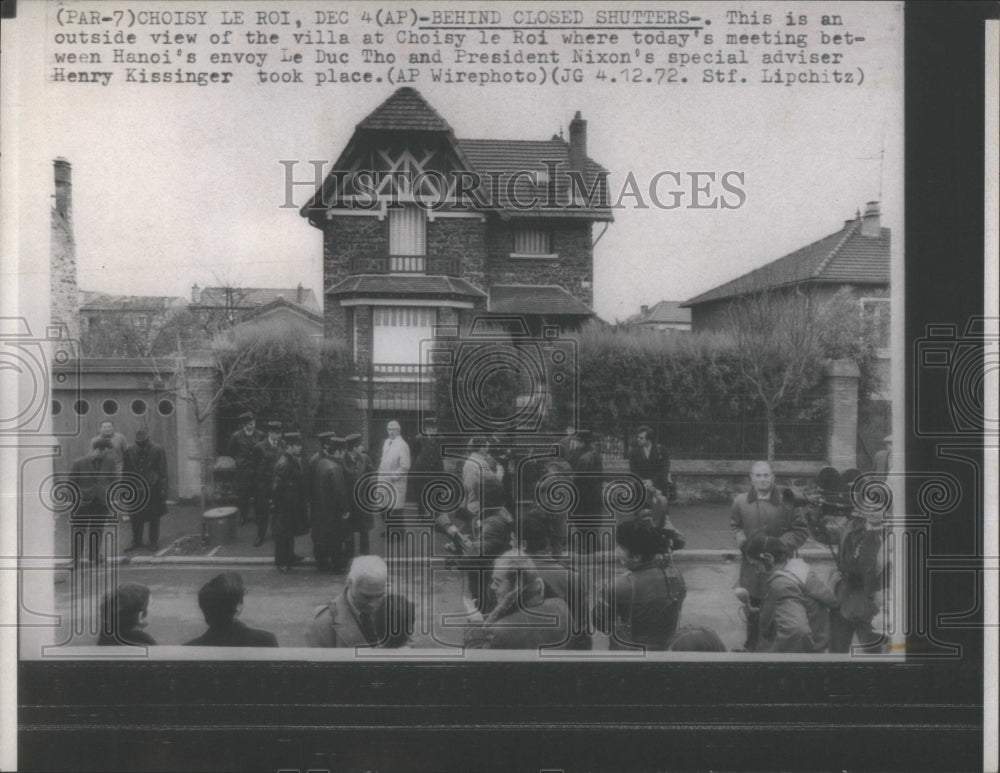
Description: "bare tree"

(148, 330), (268, 510)
(725, 286), (820, 461)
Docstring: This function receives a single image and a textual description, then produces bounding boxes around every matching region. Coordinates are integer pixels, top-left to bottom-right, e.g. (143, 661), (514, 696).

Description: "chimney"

(50, 158), (80, 342)
(641, 304), (649, 314)
(569, 111), (587, 173)
(54, 157), (72, 222)
(861, 201), (881, 238)
(296, 283), (304, 304)
(191, 283), (200, 303)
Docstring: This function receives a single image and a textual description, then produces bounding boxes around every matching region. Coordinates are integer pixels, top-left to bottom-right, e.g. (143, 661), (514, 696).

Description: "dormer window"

(511, 226), (556, 259)
(389, 203), (426, 272)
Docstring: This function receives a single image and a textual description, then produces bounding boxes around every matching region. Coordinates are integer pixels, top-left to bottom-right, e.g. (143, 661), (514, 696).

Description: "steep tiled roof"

(457, 139), (612, 219)
(489, 284), (593, 316)
(327, 275), (486, 298)
(357, 87), (453, 132)
(684, 214), (890, 307)
(625, 301), (691, 326)
(79, 291), (185, 311)
(195, 287), (320, 314)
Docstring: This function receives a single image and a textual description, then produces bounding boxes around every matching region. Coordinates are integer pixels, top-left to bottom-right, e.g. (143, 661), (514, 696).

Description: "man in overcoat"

(271, 432), (308, 572)
(377, 420), (410, 521)
(730, 460), (810, 650)
(122, 428), (168, 552)
(251, 421), (284, 546)
(227, 411), (263, 525)
(304, 555), (389, 647)
(311, 434), (352, 572)
(344, 433), (374, 556)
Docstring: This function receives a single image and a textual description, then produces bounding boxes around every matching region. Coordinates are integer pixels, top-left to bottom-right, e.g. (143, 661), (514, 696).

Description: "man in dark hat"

(251, 421), (284, 546)
(271, 432), (308, 572)
(344, 433), (374, 556)
(228, 412), (263, 526)
(122, 428), (168, 553)
(311, 433), (352, 572)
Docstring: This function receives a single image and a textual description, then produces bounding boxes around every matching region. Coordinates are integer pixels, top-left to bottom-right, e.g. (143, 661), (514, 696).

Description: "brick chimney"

(861, 201), (881, 238)
(50, 158), (80, 341)
(641, 304), (649, 314)
(569, 111), (587, 173)
(296, 283), (304, 304)
(191, 283), (200, 303)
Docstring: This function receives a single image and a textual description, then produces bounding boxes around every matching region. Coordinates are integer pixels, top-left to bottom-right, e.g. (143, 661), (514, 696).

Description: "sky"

(10, 0), (903, 323)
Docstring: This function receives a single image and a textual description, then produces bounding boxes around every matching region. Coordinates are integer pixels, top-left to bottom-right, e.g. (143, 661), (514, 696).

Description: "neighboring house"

(189, 284), (321, 333)
(79, 291), (188, 334)
(683, 202), (892, 468)
(623, 301), (692, 333)
(682, 202), (890, 344)
(300, 87), (612, 441)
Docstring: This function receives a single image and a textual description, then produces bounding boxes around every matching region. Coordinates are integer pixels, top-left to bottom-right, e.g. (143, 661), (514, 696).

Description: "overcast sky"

(12, 0), (902, 323)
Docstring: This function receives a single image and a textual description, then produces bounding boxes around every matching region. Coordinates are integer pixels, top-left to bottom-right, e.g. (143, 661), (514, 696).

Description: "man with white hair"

(305, 555), (389, 647)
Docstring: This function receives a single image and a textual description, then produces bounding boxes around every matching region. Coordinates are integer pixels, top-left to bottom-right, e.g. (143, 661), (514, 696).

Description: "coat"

(730, 486), (810, 598)
(594, 556), (686, 650)
(818, 517), (887, 625)
(122, 440), (168, 521)
(628, 442), (671, 496)
(311, 453), (352, 547)
(462, 452), (503, 518)
(228, 428), (264, 481)
(68, 453), (118, 516)
(272, 452), (308, 536)
(378, 436), (410, 511)
(344, 449), (374, 530)
(757, 565), (826, 653)
(305, 591), (384, 648)
(185, 620), (278, 647)
(253, 438), (285, 497)
(464, 596), (572, 650)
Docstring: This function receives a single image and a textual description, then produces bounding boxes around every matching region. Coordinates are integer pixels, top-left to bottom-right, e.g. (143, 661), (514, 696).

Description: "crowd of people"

(73, 415), (889, 654)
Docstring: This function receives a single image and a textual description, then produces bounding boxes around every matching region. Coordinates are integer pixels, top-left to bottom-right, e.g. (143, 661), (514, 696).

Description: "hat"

(317, 431), (336, 441)
(266, 421), (282, 432)
(92, 437), (112, 450)
(575, 429), (594, 443)
(238, 411), (254, 423)
(345, 432), (363, 448)
(282, 431), (302, 443)
(423, 415), (438, 426)
(883, 434), (893, 443)
(134, 429), (149, 442)
(328, 436), (346, 450)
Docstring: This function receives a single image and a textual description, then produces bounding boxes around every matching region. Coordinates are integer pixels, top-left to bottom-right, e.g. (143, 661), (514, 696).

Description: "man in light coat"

(377, 420), (410, 522)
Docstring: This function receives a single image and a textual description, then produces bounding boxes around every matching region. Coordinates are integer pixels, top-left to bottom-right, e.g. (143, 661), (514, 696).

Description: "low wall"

(607, 459), (828, 503)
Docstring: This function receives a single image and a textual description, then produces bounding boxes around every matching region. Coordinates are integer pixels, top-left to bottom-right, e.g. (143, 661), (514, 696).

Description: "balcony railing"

(349, 255), (462, 276)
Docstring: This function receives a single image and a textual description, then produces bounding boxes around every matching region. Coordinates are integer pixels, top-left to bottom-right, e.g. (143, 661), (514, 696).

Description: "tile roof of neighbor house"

(488, 285), (594, 316)
(305, 88), (612, 220)
(326, 275), (487, 298)
(79, 291), (186, 311)
(195, 287), (321, 314)
(625, 301), (692, 326)
(240, 296), (323, 323)
(683, 213), (891, 307)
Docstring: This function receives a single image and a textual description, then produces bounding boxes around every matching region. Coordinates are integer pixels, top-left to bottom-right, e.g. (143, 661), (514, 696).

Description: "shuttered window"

(389, 204), (426, 257)
(513, 227), (551, 255)
(373, 307), (436, 364)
